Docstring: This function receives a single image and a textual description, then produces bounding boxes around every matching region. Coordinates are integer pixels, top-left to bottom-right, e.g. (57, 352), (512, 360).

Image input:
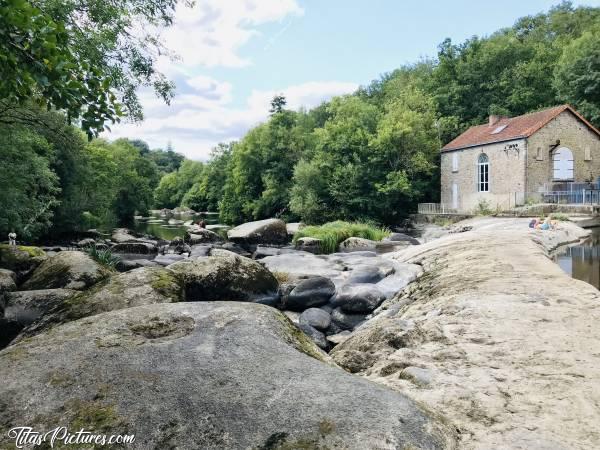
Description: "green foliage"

(476, 199), (493, 216)
(83, 245), (121, 270)
(292, 221), (390, 254)
(0, 0), (188, 136)
(549, 213), (570, 221)
(0, 122), (60, 239)
(155, 159), (204, 209)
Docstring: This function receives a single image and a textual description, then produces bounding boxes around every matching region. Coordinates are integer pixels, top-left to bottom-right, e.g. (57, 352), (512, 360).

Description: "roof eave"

(441, 135), (527, 152)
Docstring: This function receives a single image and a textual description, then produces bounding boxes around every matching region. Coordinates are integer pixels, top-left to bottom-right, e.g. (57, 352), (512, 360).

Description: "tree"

(554, 30), (600, 126)
(269, 95), (287, 114)
(0, 123), (60, 239)
(0, 0), (190, 136)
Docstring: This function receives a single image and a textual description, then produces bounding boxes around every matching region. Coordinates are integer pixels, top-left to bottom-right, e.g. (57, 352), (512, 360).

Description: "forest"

(2, 1), (600, 240)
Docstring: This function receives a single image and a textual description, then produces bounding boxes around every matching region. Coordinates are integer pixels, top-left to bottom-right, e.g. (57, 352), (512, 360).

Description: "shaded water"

(132, 211), (222, 241)
(555, 227), (600, 290)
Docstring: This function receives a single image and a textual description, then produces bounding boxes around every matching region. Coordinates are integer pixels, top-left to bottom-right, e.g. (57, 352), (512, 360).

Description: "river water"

(132, 211), (223, 241)
(555, 227), (600, 290)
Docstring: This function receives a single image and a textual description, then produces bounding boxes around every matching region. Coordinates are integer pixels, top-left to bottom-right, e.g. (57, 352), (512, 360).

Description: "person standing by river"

(8, 231), (16, 246)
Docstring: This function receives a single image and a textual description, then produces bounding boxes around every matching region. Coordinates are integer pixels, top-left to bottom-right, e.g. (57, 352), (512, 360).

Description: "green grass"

(292, 221), (389, 254)
(549, 213), (570, 221)
(84, 245), (121, 270)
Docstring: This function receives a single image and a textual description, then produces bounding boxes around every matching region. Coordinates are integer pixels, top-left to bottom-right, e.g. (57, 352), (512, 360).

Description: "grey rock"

(298, 323), (329, 349)
(283, 310), (301, 324)
(338, 237), (378, 253)
(111, 228), (139, 243)
(384, 233), (420, 245)
(261, 253), (343, 280)
(286, 276), (336, 311)
(0, 268), (17, 295)
(76, 238), (96, 248)
(186, 228), (222, 244)
(227, 218), (288, 246)
(299, 308), (331, 331)
(330, 284), (386, 313)
(0, 245), (46, 273)
(21, 267), (183, 339)
(345, 266), (384, 284)
(216, 242), (250, 257)
(3, 289), (76, 326)
(169, 254), (279, 304)
(331, 307), (367, 330)
(295, 237), (322, 254)
(21, 251), (111, 291)
(0, 303), (456, 449)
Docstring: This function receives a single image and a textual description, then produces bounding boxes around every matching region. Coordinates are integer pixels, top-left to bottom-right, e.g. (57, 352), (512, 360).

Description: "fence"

(417, 203), (461, 215)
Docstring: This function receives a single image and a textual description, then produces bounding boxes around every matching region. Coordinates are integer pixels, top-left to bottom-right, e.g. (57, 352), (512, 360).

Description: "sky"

(106, 0), (600, 160)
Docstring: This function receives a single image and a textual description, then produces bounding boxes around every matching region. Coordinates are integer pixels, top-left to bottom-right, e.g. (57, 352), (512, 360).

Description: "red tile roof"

(441, 105), (600, 151)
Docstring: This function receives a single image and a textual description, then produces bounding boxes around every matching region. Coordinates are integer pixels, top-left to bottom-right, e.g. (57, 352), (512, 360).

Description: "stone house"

(440, 105), (600, 213)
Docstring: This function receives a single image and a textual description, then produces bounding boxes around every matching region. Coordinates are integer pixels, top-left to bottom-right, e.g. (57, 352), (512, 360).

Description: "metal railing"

(417, 203), (461, 215)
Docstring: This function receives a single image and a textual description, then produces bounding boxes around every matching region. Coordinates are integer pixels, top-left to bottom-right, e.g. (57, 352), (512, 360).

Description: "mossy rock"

(21, 251), (111, 291)
(21, 267), (184, 338)
(0, 244), (46, 272)
(0, 303), (457, 449)
(169, 253), (279, 305)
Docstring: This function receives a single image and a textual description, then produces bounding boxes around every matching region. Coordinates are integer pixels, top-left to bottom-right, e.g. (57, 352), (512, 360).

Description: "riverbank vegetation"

(2, 2), (600, 241)
(293, 221), (390, 254)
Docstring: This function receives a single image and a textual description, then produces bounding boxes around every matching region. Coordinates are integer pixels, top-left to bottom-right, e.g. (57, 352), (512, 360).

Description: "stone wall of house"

(526, 110), (600, 194)
(441, 138), (526, 213)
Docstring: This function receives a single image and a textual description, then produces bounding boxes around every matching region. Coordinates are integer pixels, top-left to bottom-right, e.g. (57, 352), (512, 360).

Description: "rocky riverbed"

(0, 216), (598, 449)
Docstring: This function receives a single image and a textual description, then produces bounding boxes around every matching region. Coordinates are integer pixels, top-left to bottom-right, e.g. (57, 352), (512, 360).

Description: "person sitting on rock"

(8, 231), (16, 246)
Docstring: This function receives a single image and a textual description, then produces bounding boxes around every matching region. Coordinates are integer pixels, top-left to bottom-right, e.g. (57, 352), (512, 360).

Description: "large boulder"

(21, 267), (183, 339)
(227, 218), (288, 246)
(286, 276), (336, 311)
(3, 289), (76, 326)
(0, 244), (46, 273)
(295, 237), (322, 254)
(261, 253), (344, 280)
(169, 254), (279, 305)
(385, 232), (420, 245)
(0, 303), (456, 449)
(20, 251), (112, 291)
(116, 258), (160, 272)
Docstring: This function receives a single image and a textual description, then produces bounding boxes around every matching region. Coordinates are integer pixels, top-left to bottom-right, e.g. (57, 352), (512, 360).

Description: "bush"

(549, 213), (570, 221)
(84, 245), (121, 270)
(292, 221), (389, 254)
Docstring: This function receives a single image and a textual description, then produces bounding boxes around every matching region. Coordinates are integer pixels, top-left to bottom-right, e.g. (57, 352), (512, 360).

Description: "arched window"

(478, 153), (489, 192)
(553, 147), (574, 180)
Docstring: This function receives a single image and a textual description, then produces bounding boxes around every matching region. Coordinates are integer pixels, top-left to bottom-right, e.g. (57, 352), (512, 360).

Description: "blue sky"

(108, 0), (600, 160)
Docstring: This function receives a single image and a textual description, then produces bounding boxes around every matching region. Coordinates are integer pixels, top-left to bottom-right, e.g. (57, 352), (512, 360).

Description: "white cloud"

(109, 80), (359, 160)
(162, 0), (304, 68)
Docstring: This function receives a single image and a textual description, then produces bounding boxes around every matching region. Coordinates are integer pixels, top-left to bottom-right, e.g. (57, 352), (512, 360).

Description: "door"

(452, 183), (458, 210)
(553, 147), (574, 180)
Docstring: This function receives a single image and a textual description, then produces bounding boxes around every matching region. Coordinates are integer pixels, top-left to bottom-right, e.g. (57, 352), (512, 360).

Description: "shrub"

(549, 213), (570, 221)
(292, 221), (389, 254)
(476, 199), (493, 216)
(84, 245), (121, 270)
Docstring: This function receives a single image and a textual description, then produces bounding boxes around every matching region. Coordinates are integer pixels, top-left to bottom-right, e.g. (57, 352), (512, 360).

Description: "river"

(132, 211), (224, 241)
(555, 227), (600, 290)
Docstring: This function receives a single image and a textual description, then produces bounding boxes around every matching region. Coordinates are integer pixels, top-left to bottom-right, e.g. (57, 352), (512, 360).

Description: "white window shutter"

(585, 147), (592, 161)
(452, 153), (458, 172)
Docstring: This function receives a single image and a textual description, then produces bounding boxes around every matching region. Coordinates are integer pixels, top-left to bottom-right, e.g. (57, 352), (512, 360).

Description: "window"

(491, 124), (508, 134)
(553, 147), (574, 180)
(536, 147), (544, 161)
(452, 152), (459, 172)
(478, 153), (489, 192)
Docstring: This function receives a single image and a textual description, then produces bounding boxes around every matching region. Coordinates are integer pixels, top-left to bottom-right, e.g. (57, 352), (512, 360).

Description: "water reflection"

(556, 227), (600, 290)
(132, 211), (222, 241)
